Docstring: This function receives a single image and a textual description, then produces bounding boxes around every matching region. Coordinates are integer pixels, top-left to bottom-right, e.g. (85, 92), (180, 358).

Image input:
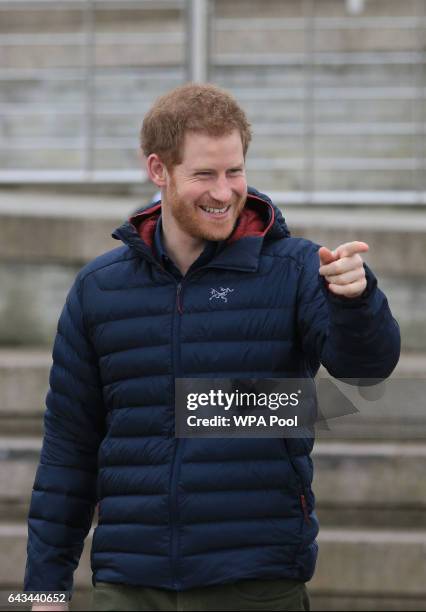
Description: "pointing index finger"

(334, 241), (369, 259)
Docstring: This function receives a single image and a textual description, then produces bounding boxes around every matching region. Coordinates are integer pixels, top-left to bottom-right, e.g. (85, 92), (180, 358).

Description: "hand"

(318, 241), (369, 298)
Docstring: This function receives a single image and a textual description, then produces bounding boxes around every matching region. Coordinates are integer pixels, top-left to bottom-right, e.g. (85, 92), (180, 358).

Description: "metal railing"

(0, 0), (188, 183)
(0, 0), (425, 205)
(208, 0), (426, 204)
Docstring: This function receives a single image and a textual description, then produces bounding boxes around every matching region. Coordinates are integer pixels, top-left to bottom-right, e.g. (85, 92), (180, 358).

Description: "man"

(25, 83), (400, 611)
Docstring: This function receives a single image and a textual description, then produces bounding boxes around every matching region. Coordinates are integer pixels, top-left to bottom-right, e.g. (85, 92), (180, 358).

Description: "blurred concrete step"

(2, 42), (183, 70)
(0, 521), (93, 606)
(214, 60), (424, 86)
(0, 349), (50, 429)
(214, 0), (421, 21)
(312, 594), (426, 612)
(0, 1), (182, 30)
(312, 370), (426, 441)
(0, 67), (184, 106)
(0, 190), (132, 262)
(310, 527), (426, 611)
(250, 167), (419, 191)
(2, 522), (426, 610)
(2, 99), (423, 141)
(391, 352), (426, 378)
(6, 63), (418, 109)
(0, 437), (41, 520)
(252, 134), (419, 159)
(5, 118), (421, 161)
(245, 97), (423, 124)
(0, 191), (134, 345)
(214, 27), (422, 55)
(1, 3), (184, 69)
(312, 441), (426, 528)
(0, 149), (141, 172)
(4, 87), (425, 121)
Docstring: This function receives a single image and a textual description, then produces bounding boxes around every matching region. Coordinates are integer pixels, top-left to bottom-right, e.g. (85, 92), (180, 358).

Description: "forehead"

(180, 130), (244, 168)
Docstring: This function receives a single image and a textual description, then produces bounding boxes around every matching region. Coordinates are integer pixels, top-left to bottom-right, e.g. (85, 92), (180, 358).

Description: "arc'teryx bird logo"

(209, 287), (234, 303)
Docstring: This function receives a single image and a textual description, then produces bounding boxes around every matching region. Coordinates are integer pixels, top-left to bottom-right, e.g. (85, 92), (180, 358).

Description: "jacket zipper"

(166, 267), (228, 588)
(176, 282), (183, 314)
(282, 439), (311, 526)
(169, 272), (204, 588)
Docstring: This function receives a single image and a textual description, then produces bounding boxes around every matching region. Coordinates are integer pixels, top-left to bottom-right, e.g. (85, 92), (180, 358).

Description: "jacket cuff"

(319, 263), (378, 307)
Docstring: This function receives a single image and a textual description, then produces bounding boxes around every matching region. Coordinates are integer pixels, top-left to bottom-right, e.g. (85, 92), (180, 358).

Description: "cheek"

(234, 178), (248, 196)
(192, 186), (216, 205)
(177, 182), (205, 201)
(193, 188), (210, 203)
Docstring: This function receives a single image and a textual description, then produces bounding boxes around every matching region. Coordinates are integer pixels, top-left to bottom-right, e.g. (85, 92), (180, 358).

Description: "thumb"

(318, 246), (338, 266)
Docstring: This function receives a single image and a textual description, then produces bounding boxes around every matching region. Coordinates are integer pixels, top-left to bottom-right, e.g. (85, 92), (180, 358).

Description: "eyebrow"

(192, 165), (244, 172)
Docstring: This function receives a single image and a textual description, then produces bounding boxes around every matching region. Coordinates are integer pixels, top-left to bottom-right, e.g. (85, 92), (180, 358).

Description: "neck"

(161, 214), (206, 276)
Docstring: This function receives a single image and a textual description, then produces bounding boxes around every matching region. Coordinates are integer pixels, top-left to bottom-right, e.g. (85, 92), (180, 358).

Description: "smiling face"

(149, 130), (248, 242)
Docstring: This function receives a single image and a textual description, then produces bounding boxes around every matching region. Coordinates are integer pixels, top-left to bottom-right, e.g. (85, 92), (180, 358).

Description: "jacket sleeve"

(296, 242), (401, 380)
(23, 273), (105, 597)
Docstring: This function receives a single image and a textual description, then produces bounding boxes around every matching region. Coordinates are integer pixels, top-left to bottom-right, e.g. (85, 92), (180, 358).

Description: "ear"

(145, 153), (168, 188)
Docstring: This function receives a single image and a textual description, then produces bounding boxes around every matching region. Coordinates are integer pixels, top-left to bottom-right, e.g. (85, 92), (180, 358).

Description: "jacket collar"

(112, 186), (290, 273)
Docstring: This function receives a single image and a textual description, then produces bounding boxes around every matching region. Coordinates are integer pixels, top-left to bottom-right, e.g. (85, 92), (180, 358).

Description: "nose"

(209, 177), (233, 203)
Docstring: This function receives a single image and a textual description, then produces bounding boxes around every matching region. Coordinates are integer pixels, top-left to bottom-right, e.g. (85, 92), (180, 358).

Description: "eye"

(196, 172), (211, 177)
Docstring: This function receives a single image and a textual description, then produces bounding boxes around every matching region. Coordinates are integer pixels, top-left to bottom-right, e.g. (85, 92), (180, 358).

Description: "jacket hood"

(112, 186), (290, 260)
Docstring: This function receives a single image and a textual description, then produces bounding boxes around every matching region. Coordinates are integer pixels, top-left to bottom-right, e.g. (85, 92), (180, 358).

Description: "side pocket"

(98, 407), (125, 463)
(281, 438), (311, 525)
(299, 492), (311, 525)
(96, 415), (114, 500)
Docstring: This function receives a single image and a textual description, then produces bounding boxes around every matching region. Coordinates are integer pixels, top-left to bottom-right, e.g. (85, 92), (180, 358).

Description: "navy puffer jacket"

(24, 187), (400, 595)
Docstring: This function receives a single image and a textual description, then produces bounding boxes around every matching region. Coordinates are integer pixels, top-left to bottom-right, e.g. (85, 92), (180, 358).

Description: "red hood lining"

(130, 195), (274, 250)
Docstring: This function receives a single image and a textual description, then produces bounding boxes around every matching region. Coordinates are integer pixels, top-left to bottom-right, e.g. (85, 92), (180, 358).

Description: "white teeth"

(201, 206), (229, 214)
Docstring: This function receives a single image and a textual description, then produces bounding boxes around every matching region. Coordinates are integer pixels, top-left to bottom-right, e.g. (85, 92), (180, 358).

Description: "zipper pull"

(176, 283), (183, 314)
(300, 493), (311, 524)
